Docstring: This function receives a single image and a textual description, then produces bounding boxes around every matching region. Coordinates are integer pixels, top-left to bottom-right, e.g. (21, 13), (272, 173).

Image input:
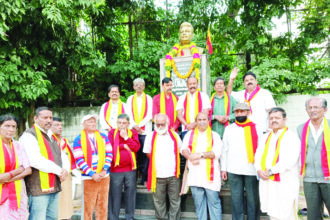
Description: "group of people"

(0, 69), (329, 220)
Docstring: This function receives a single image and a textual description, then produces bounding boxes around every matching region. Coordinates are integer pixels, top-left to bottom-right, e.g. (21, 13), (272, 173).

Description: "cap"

(234, 102), (250, 111)
(81, 114), (98, 124)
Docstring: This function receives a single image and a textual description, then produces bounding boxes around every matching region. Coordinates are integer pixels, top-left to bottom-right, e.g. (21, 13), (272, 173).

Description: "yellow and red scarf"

(300, 118), (330, 177)
(147, 129), (180, 192)
(209, 92), (230, 127)
(80, 130), (106, 173)
(184, 90), (203, 124)
(52, 135), (76, 171)
(34, 125), (56, 192)
(261, 127), (288, 181)
(104, 99), (125, 128)
(188, 126), (214, 182)
(235, 119), (258, 163)
(0, 138), (22, 210)
(113, 129), (137, 170)
(244, 84), (260, 113)
(131, 93), (148, 131)
(160, 91), (177, 128)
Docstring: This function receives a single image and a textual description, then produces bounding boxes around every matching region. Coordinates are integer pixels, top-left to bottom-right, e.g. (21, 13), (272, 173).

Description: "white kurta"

(99, 100), (127, 130)
(181, 130), (222, 191)
(254, 128), (301, 219)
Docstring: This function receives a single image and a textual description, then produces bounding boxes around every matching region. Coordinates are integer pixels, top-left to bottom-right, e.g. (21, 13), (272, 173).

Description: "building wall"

(53, 93), (330, 143)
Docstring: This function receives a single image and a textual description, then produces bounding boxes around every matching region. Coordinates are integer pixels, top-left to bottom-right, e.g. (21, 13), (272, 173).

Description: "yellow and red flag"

(206, 28), (213, 55)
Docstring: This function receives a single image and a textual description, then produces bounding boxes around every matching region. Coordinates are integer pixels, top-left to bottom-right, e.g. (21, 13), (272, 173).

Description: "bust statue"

(165, 22), (203, 81)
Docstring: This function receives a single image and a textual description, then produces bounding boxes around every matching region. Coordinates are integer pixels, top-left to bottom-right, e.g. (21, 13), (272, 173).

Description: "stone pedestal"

(160, 54), (211, 97)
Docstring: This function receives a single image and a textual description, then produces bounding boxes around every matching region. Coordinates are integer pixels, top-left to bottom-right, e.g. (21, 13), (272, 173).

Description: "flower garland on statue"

(165, 43), (200, 81)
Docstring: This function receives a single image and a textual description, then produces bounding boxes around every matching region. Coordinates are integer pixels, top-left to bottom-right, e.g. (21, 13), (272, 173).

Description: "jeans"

(304, 181), (330, 220)
(28, 192), (59, 220)
(228, 173), (260, 220)
(153, 176), (181, 220)
(190, 186), (222, 220)
(108, 171), (137, 220)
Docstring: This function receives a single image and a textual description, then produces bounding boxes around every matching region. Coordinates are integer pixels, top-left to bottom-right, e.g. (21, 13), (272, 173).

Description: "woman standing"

(0, 114), (32, 219)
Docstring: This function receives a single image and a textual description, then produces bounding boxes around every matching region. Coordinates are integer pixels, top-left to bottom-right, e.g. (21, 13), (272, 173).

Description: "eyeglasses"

(155, 123), (166, 127)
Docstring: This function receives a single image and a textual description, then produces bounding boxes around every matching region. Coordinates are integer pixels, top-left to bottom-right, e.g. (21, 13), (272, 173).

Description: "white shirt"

(99, 100), (127, 131)
(309, 119), (324, 144)
(176, 91), (211, 130)
(143, 131), (182, 178)
(126, 93), (153, 134)
(254, 128), (300, 219)
(19, 124), (70, 175)
(221, 122), (263, 176)
(181, 130), (222, 191)
(231, 88), (275, 132)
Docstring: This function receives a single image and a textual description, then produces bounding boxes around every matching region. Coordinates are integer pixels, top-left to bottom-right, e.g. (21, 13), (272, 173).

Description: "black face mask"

(235, 116), (247, 123)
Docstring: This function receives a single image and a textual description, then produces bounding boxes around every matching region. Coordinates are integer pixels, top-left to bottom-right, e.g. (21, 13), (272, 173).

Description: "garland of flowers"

(165, 43), (200, 81)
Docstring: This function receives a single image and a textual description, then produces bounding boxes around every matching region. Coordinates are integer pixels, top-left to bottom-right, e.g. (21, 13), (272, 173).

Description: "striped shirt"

(73, 131), (113, 179)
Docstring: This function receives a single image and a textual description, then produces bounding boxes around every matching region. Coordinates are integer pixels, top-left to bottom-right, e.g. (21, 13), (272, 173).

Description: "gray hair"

(117, 113), (130, 122)
(153, 113), (170, 125)
(133, 78), (145, 86)
(305, 96), (327, 109)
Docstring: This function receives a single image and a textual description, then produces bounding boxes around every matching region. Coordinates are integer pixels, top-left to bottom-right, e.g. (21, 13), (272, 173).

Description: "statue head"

(179, 22), (194, 45)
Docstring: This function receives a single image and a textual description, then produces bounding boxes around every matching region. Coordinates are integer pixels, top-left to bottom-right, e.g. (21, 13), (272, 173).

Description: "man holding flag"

(221, 103), (262, 220)
(255, 107), (300, 220)
(297, 96), (330, 220)
(210, 75), (237, 139)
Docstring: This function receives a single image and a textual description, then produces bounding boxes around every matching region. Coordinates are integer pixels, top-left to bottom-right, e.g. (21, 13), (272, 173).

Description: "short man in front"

(126, 78), (152, 185)
(210, 75), (237, 139)
(153, 77), (180, 131)
(181, 112), (222, 220)
(73, 114), (113, 220)
(51, 117), (76, 220)
(143, 113), (182, 220)
(221, 103), (262, 220)
(255, 107), (300, 220)
(99, 85), (126, 132)
(297, 96), (330, 220)
(108, 114), (140, 220)
(19, 107), (69, 220)
(177, 77), (211, 137)
(228, 71), (276, 132)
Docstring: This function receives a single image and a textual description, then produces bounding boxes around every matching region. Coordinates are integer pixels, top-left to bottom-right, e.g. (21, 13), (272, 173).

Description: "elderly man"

(153, 77), (180, 131)
(108, 114), (140, 220)
(181, 112), (222, 220)
(19, 107), (69, 220)
(210, 74), (237, 139)
(255, 107), (300, 220)
(228, 71), (276, 132)
(126, 78), (152, 185)
(73, 114), (113, 220)
(143, 113), (182, 220)
(99, 85), (126, 132)
(297, 96), (330, 220)
(221, 103), (262, 220)
(51, 117), (76, 220)
(177, 76), (211, 137)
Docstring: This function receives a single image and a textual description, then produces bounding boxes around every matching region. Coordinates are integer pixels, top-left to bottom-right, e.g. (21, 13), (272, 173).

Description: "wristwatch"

(200, 152), (204, 158)
(268, 169), (273, 176)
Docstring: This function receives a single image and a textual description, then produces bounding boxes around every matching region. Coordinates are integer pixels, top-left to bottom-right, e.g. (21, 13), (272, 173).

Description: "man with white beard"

(143, 113), (182, 220)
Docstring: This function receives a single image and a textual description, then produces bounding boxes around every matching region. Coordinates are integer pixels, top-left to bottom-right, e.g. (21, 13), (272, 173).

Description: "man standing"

(143, 113), (182, 220)
(51, 117), (76, 220)
(153, 77), (180, 131)
(99, 85), (126, 132)
(126, 78), (152, 185)
(228, 71), (276, 132)
(297, 96), (330, 220)
(177, 77), (211, 137)
(19, 107), (69, 220)
(255, 107), (300, 220)
(221, 103), (262, 220)
(108, 114), (140, 220)
(181, 112), (222, 220)
(210, 75), (237, 139)
(73, 114), (113, 220)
